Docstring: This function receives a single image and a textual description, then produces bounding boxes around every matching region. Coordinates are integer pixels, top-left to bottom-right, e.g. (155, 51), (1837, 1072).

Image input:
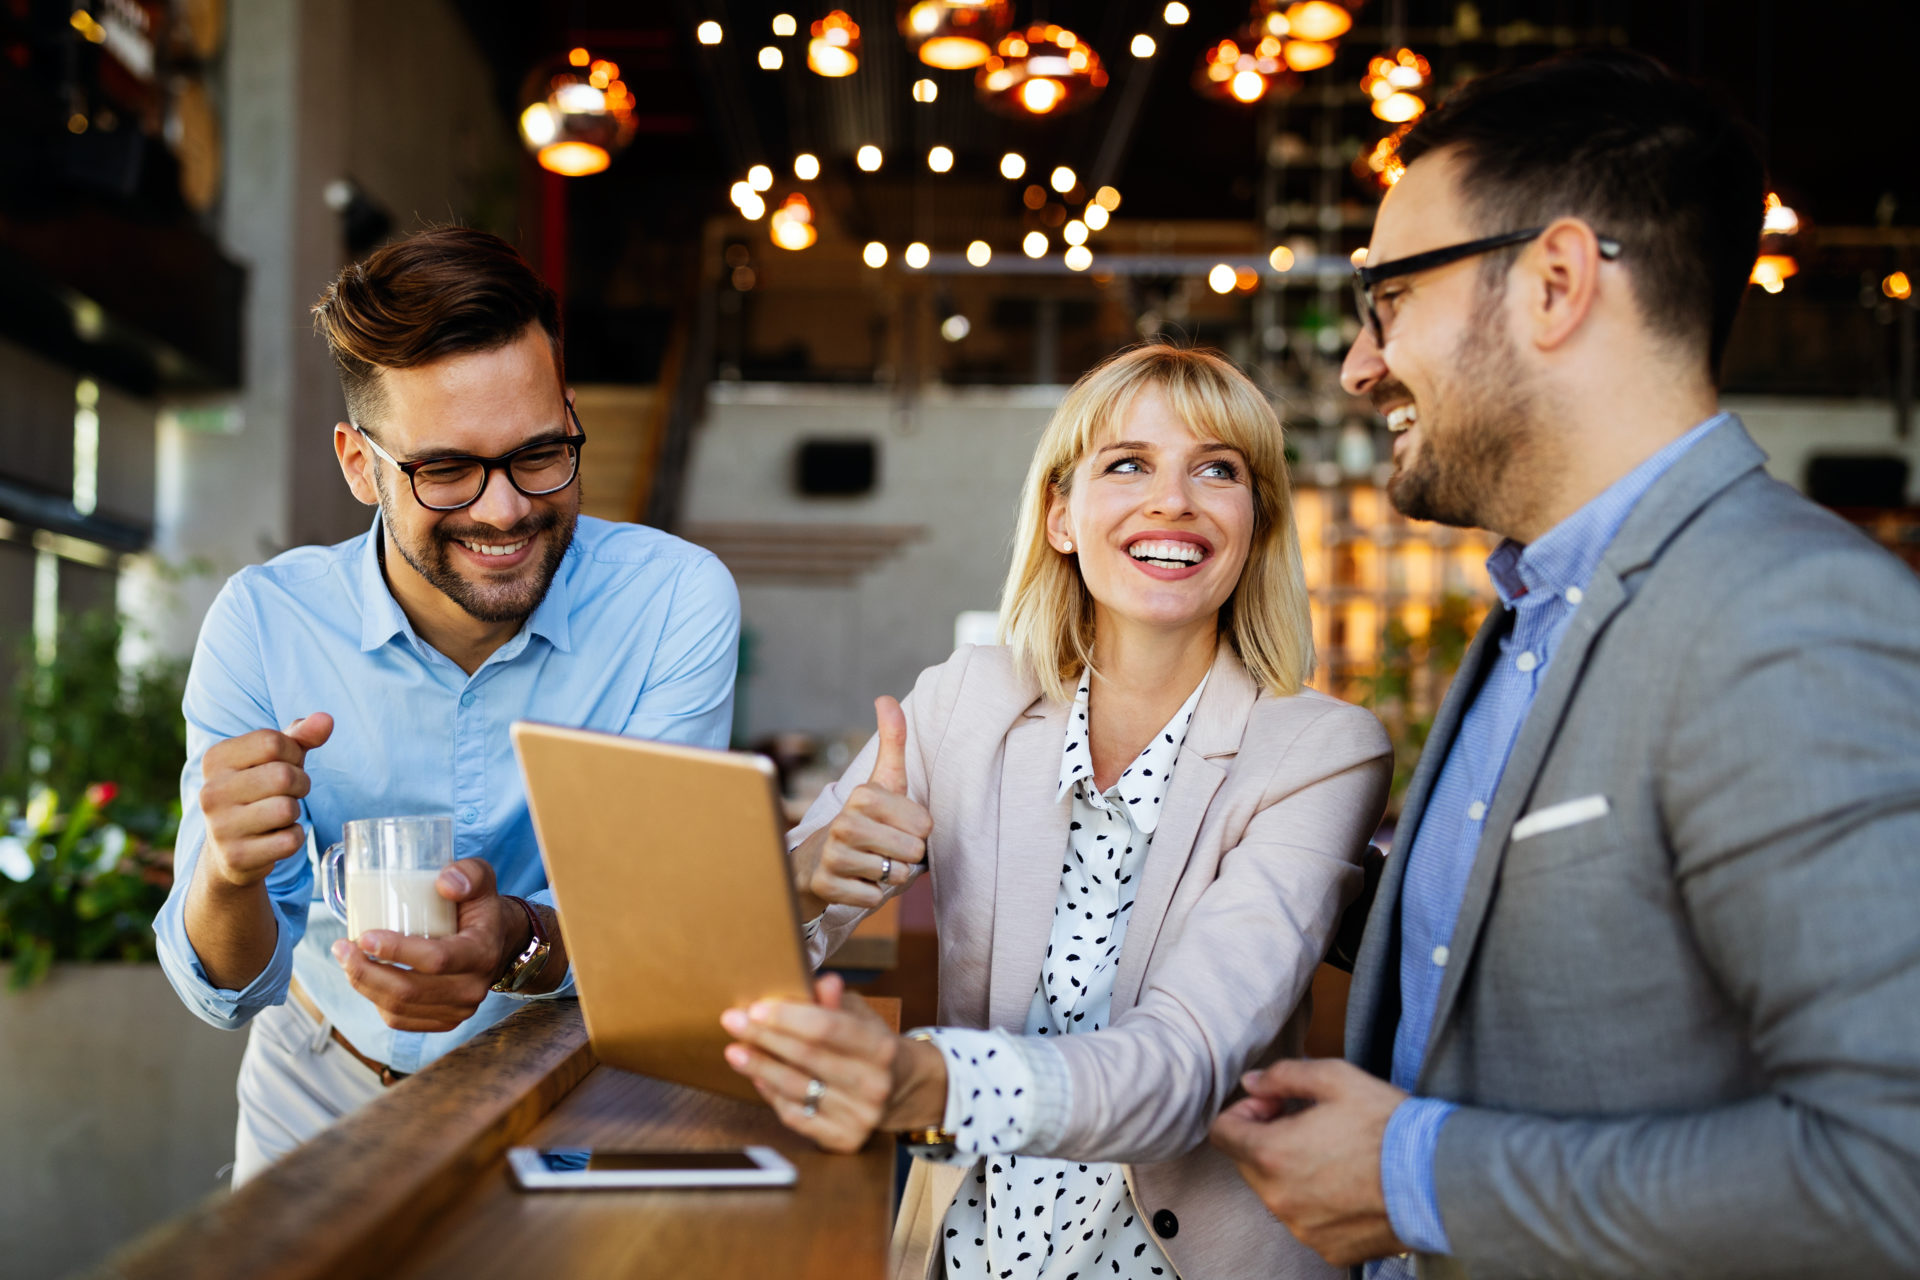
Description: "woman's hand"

(791, 697), (932, 919)
(721, 973), (948, 1153)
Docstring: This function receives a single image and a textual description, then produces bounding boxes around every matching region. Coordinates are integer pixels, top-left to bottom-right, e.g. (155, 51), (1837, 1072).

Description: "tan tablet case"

(511, 722), (813, 1103)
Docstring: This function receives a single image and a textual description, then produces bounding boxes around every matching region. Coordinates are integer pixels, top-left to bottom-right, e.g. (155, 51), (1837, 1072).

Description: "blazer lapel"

(1109, 648), (1253, 1014)
(1346, 606), (1512, 1068)
(986, 699), (1074, 1030)
(1415, 418), (1770, 1079)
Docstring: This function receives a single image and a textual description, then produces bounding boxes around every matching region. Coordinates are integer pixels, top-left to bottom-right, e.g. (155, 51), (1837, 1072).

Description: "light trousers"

(231, 996), (385, 1187)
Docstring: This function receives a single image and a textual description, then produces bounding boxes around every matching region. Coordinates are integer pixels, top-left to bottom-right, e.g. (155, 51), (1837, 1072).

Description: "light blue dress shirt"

(154, 514), (739, 1074)
(1373, 414), (1731, 1272)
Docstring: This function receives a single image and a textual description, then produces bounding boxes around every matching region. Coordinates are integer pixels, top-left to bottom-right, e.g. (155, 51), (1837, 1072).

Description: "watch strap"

(491, 895), (552, 994)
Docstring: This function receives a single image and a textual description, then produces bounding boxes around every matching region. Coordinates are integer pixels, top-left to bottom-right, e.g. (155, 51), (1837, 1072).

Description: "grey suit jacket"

(1346, 419), (1920, 1279)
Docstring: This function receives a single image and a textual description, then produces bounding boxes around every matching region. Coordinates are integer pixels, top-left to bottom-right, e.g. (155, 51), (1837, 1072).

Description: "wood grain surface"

(390, 1062), (896, 1280)
(95, 1000), (595, 1280)
(94, 1000), (895, 1280)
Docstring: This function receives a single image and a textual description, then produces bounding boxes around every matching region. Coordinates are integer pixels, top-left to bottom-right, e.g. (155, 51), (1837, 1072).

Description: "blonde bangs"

(997, 343), (1315, 704)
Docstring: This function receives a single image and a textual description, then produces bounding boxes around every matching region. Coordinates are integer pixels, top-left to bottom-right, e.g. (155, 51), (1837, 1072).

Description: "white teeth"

(1128, 539), (1206, 566)
(461, 539), (529, 558)
(1385, 404), (1419, 432)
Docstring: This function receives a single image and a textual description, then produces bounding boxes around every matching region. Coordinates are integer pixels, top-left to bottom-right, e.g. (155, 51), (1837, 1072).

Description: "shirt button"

(1515, 650), (1539, 673)
(459, 807), (478, 824)
(459, 691), (475, 708)
(1432, 945), (1450, 967)
(1565, 586), (1584, 605)
(1467, 801), (1487, 821)
(1152, 1209), (1179, 1239)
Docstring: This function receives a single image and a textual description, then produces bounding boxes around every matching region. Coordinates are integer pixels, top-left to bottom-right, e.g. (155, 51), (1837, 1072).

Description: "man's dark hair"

(311, 226), (563, 429)
(1398, 49), (1765, 381)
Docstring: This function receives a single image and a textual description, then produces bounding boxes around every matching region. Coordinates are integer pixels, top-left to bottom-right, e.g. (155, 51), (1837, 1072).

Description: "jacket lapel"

(986, 698), (1074, 1030)
(1345, 606), (1512, 1068)
(1109, 647), (1253, 1014)
(1415, 419), (1770, 1079)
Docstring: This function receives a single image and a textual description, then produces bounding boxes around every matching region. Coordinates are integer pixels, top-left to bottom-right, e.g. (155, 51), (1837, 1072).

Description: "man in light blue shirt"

(154, 227), (738, 1182)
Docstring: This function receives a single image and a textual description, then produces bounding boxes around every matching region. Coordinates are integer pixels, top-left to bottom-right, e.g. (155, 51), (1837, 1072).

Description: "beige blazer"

(792, 642), (1391, 1280)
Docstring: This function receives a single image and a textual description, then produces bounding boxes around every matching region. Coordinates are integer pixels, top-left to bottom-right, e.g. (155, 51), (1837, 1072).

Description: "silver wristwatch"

(491, 896), (554, 994)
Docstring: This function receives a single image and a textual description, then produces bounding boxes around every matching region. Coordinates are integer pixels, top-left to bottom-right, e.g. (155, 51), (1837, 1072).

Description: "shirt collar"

(1055, 668), (1210, 835)
(1485, 412), (1732, 609)
(354, 513), (577, 657)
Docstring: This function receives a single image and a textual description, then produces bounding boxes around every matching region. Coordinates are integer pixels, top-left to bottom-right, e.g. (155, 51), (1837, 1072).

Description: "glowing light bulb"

(905, 242), (931, 269)
(1269, 245), (1295, 272)
(697, 21), (723, 44)
(759, 46), (783, 69)
(772, 13), (796, 36)
(913, 78), (939, 102)
(856, 145), (883, 171)
(748, 164), (773, 191)
(1050, 166), (1076, 194)
(1023, 230), (1048, 259)
(794, 153), (820, 180)
(1886, 271), (1913, 301)
(928, 146), (954, 173)
(1163, 2), (1190, 24)
(1065, 245), (1092, 271)
(863, 241), (889, 268)
(1208, 263), (1236, 294)
(1084, 204), (1109, 231)
(1064, 220), (1088, 246)
(1230, 69), (1266, 102)
(941, 313), (971, 341)
(1131, 34), (1156, 57)
(967, 240), (992, 267)
(739, 192), (766, 220)
(729, 180), (754, 207)
(1000, 152), (1026, 180)
(1763, 192), (1801, 237)
(1094, 186), (1121, 211)
(1020, 78), (1065, 113)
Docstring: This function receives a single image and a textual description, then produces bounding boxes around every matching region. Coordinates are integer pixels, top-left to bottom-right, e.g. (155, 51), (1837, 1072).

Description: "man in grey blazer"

(1210, 50), (1920, 1278)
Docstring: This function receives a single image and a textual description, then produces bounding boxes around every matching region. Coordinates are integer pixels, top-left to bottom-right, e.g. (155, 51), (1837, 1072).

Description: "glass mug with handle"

(320, 816), (460, 941)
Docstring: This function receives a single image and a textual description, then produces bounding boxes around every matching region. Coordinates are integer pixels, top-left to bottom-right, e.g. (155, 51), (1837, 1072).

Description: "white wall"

(681, 383), (1065, 740)
(1724, 396), (1919, 501)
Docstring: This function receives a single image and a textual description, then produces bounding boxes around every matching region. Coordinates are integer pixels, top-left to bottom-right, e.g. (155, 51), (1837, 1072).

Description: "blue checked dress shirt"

(153, 514), (739, 1075)
(1371, 414), (1730, 1275)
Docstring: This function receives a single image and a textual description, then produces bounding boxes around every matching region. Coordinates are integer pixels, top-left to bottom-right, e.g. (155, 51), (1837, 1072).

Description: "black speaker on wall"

(795, 439), (877, 496)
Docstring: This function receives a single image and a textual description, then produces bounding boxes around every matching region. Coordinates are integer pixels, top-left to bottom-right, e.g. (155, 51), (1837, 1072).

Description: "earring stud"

(1063, 539), (1073, 553)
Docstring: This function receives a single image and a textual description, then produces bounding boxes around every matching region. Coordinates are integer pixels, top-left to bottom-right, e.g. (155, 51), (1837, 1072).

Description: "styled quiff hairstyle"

(1398, 49), (1765, 380)
(311, 226), (563, 429)
(998, 344), (1314, 704)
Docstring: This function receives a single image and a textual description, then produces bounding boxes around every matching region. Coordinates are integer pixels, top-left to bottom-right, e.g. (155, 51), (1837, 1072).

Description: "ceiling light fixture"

(769, 193), (817, 249)
(518, 49), (637, 177)
(807, 10), (860, 77)
(977, 23), (1108, 117)
(795, 153), (820, 180)
(900, 0), (1013, 71)
(856, 144), (883, 171)
(1023, 230), (1047, 258)
(1000, 151), (1026, 180)
(967, 240), (992, 266)
(697, 21), (723, 44)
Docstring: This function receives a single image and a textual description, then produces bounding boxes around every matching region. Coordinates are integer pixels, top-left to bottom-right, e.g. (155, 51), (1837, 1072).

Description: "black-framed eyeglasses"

(356, 404), (587, 512)
(1353, 227), (1623, 346)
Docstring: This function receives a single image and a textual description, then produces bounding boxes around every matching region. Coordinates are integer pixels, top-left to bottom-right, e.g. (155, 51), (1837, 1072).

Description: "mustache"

(432, 508), (559, 547)
(1370, 379), (1415, 415)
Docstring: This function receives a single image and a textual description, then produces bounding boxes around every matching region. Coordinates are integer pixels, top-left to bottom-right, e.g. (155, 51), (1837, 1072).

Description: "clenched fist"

(198, 714), (334, 888)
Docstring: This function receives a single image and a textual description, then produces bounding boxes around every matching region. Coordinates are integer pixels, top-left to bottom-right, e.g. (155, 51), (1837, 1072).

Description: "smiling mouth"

(458, 537), (530, 559)
(1385, 403), (1419, 433)
(1127, 538), (1210, 570)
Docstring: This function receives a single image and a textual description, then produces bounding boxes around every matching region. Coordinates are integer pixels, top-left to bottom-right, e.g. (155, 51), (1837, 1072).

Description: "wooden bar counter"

(93, 1002), (895, 1280)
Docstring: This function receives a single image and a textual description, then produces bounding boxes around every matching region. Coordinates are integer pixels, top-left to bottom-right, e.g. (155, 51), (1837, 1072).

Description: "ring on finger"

(875, 857), (892, 886)
(802, 1077), (828, 1118)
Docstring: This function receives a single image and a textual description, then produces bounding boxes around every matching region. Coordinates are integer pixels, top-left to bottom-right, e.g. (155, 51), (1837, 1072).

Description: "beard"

(1386, 294), (1542, 531)
(375, 474), (577, 623)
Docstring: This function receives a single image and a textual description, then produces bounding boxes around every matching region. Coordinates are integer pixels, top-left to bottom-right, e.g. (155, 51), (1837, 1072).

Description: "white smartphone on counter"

(507, 1145), (797, 1190)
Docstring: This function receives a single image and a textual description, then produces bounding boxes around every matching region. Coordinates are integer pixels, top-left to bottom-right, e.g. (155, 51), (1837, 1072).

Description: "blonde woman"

(722, 344), (1390, 1280)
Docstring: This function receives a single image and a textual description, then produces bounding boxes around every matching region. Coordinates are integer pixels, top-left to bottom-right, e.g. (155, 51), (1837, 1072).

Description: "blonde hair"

(998, 343), (1314, 705)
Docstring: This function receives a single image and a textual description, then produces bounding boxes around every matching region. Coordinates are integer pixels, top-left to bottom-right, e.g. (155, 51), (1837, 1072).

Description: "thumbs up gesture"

(793, 697), (934, 919)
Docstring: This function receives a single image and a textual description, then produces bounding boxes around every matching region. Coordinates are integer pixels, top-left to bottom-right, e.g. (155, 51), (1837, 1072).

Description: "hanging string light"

(1355, 122), (1412, 189)
(977, 24), (1108, 117)
(807, 10), (860, 77)
(1752, 192), (1802, 293)
(1194, 32), (1298, 105)
(900, 0), (1013, 71)
(517, 50), (637, 176)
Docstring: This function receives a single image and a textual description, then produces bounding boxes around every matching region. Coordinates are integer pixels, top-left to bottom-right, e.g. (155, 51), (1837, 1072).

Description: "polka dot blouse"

(922, 669), (1208, 1280)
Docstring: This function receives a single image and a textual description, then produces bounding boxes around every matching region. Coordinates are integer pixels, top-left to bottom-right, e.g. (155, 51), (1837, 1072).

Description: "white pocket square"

(1510, 794), (1610, 841)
